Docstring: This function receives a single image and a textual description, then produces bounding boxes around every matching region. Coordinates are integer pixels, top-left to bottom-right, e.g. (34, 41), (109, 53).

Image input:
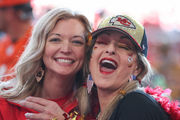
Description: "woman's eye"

(118, 45), (130, 50)
(49, 38), (61, 42)
(96, 41), (107, 45)
(72, 40), (84, 45)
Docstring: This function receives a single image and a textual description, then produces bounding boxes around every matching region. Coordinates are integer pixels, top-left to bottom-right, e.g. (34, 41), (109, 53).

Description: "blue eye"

(72, 40), (84, 45)
(49, 38), (61, 42)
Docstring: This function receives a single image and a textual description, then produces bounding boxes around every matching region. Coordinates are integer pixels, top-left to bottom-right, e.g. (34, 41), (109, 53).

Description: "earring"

(94, 46), (97, 49)
(131, 75), (136, 80)
(35, 67), (44, 82)
(128, 56), (133, 67)
(128, 56), (133, 63)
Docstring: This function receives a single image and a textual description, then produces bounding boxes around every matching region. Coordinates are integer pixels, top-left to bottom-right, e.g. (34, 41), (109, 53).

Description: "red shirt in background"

(0, 27), (32, 81)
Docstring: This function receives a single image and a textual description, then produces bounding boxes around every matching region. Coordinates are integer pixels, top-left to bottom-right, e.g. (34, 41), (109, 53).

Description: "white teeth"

(56, 59), (73, 64)
(102, 60), (116, 66)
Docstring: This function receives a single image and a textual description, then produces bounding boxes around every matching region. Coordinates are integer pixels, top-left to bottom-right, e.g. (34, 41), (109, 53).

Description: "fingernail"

(25, 113), (32, 117)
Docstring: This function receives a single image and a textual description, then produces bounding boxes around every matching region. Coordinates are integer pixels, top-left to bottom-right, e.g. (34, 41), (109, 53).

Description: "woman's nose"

(105, 44), (116, 55)
(60, 41), (72, 54)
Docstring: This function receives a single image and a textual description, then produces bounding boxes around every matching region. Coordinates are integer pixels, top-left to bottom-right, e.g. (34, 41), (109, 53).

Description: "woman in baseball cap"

(86, 14), (179, 120)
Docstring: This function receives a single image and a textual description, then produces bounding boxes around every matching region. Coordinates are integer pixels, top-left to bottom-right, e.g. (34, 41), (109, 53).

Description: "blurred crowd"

(144, 20), (180, 100)
(0, 0), (179, 100)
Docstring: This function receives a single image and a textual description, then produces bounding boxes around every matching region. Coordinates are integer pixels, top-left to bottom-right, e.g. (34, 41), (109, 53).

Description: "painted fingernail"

(25, 113), (32, 117)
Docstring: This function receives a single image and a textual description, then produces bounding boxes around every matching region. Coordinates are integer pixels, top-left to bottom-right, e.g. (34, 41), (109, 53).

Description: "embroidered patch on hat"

(109, 15), (136, 29)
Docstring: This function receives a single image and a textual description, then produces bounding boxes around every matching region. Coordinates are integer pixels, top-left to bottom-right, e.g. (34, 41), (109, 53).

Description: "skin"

(17, 19), (86, 120)
(89, 30), (140, 113)
(41, 19), (86, 99)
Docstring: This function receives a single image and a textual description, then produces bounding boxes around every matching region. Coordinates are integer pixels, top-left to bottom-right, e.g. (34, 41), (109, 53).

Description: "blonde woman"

(0, 8), (91, 120)
(86, 15), (171, 120)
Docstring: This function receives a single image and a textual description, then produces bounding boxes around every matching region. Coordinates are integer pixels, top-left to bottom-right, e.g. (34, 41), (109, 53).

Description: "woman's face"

(43, 19), (86, 77)
(90, 31), (138, 91)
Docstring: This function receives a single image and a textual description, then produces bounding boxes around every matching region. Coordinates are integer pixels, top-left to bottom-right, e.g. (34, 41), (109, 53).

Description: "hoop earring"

(35, 67), (44, 82)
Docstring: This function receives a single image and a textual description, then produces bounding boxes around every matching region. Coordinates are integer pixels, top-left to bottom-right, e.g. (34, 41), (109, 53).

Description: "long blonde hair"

(0, 7), (91, 115)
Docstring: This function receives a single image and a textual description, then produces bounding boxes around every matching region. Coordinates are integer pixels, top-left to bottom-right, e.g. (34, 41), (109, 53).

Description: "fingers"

(25, 97), (62, 113)
(17, 96), (66, 120)
(25, 112), (52, 120)
(19, 99), (45, 112)
(18, 96), (58, 113)
(25, 96), (51, 106)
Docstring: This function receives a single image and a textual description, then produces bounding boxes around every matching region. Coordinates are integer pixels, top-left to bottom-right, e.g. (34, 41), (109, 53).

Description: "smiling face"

(43, 18), (86, 77)
(90, 30), (139, 91)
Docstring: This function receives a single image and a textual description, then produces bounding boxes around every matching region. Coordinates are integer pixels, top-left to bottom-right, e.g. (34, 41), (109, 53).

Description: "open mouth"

(99, 58), (117, 74)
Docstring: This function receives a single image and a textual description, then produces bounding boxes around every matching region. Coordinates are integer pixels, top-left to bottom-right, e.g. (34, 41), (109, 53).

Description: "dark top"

(110, 90), (170, 120)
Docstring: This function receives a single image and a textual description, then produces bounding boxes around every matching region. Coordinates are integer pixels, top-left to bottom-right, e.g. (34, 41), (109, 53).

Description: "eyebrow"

(117, 35), (133, 45)
(47, 33), (85, 39)
(47, 33), (61, 37)
(72, 35), (85, 39)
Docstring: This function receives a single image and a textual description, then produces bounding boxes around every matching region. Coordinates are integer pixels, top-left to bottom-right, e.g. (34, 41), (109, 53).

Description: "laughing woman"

(86, 15), (179, 120)
(0, 8), (91, 120)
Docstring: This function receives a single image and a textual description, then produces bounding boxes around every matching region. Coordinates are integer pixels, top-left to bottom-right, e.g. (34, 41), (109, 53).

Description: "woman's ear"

(133, 65), (142, 77)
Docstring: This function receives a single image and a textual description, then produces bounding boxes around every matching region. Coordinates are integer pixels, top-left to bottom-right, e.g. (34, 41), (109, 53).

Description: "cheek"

(127, 51), (133, 56)
(74, 47), (85, 61)
(90, 45), (102, 65)
(43, 49), (52, 66)
(89, 53), (97, 72)
(43, 45), (55, 58)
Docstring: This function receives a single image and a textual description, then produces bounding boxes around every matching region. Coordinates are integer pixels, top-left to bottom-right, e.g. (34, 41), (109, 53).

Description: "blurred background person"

(0, 0), (33, 80)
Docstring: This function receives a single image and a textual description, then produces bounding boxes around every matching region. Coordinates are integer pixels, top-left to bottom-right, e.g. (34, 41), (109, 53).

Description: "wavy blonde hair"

(0, 7), (91, 115)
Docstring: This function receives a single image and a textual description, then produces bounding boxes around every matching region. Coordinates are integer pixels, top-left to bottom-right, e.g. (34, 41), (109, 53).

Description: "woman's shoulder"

(124, 90), (159, 105)
(122, 90), (166, 111)
(110, 90), (170, 120)
(0, 97), (36, 119)
(0, 97), (10, 106)
(0, 97), (27, 119)
(0, 97), (35, 112)
(0, 97), (20, 111)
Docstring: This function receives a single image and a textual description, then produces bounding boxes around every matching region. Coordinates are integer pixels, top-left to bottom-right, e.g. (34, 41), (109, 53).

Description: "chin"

(96, 83), (111, 90)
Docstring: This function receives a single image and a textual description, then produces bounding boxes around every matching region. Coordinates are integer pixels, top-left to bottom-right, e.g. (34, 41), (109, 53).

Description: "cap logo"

(109, 15), (136, 29)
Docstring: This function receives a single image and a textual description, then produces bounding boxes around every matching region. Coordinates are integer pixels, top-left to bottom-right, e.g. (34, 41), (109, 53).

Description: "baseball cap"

(0, 0), (30, 7)
(92, 15), (148, 57)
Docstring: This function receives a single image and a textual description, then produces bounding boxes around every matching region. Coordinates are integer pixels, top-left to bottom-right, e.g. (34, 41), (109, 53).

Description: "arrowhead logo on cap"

(109, 15), (136, 29)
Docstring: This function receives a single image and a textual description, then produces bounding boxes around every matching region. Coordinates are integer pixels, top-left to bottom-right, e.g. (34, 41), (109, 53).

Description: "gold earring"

(35, 67), (44, 82)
